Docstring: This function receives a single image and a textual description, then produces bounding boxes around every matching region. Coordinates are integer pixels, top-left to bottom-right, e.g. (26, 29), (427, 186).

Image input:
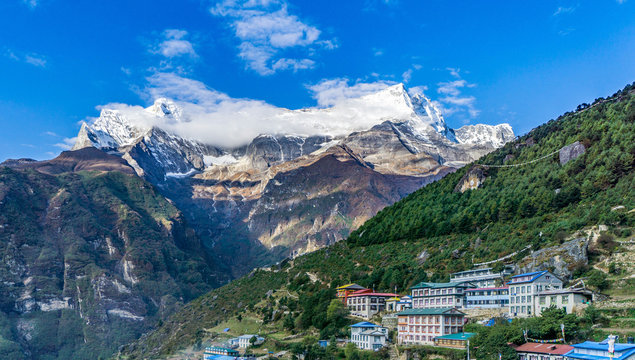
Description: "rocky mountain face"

(71, 84), (514, 273)
(0, 149), (227, 359)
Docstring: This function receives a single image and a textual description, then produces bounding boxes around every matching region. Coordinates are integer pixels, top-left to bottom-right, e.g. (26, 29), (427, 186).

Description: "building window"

(539, 297), (545, 305)
(562, 295), (569, 304)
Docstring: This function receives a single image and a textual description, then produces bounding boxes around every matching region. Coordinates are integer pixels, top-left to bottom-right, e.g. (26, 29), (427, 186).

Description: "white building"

(465, 286), (510, 308)
(410, 282), (474, 309)
(508, 271), (563, 318)
(450, 265), (515, 288)
(349, 322), (388, 351)
(229, 334), (265, 348)
(535, 288), (593, 316)
(346, 289), (399, 319)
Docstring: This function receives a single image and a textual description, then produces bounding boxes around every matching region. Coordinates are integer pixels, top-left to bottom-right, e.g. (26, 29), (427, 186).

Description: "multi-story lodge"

(346, 289), (399, 319)
(465, 286), (510, 308)
(349, 322), (389, 351)
(336, 283), (368, 303)
(397, 308), (466, 346)
(508, 271), (563, 318)
(410, 282), (475, 309)
(535, 288), (593, 316)
(450, 265), (515, 288)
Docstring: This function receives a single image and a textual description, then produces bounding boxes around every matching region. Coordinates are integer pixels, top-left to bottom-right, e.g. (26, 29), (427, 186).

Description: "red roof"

(347, 290), (399, 298)
(513, 343), (573, 355)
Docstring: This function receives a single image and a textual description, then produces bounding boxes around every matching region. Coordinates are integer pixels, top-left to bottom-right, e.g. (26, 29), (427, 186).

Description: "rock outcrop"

(559, 141), (586, 165)
(454, 165), (487, 193)
(517, 237), (589, 280)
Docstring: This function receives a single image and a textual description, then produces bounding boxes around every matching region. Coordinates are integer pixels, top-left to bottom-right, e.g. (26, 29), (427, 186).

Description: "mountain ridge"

(68, 84), (514, 263)
(115, 82), (635, 360)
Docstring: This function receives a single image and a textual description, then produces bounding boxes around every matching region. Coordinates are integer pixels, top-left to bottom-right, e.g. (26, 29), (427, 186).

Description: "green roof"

(397, 308), (464, 316)
(410, 281), (473, 289)
(435, 332), (476, 340)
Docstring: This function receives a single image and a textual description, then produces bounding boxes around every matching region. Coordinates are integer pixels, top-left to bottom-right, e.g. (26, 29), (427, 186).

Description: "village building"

(450, 265), (515, 288)
(397, 308), (466, 346)
(346, 289), (398, 319)
(535, 288), (593, 316)
(336, 283), (367, 303)
(386, 295), (412, 312)
(410, 282), (475, 309)
(349, 322), (389, 351)
(564, 338), (635, 360)
(434, 332), (475, 349)
(508, 271), (563, 318)
(204, 346), (240, 357)
(512, 343), (574, 360)
(465, 286), (510, 308)
(228, 335), (265, 349)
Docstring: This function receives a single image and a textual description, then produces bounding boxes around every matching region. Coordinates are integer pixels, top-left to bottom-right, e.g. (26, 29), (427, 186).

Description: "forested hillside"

(118, 83), (635, 359)
(347, 83), (635, 260)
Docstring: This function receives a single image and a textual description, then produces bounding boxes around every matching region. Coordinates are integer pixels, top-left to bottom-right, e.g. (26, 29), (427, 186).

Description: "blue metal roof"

(512, 271), (545, 278)
(350, 321), (379, 328)
(564, 341), (635, 360)
(205, 356), (237, 360)
(508, 271), (549, 284)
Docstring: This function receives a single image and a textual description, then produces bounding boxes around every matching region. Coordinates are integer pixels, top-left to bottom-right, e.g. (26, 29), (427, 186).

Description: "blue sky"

(1, 0), (634, 160)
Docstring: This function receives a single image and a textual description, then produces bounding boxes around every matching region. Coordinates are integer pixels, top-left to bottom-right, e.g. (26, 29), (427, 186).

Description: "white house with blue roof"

(564, 337), (635, 360)
(350, 321), (388, 351)
(508, 270), (562, 318)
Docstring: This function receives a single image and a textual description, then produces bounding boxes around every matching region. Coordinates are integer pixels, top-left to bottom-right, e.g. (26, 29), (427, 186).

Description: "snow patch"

(165, 169), (197, 178)
(204, 154), (238, 167)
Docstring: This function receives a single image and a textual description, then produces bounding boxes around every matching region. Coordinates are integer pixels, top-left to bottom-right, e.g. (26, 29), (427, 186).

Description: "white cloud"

(22, 0), (38, 9)
(446, 67), (460, 78)
(401, 64), (422, 83)
(272, 58), (315, 72)
(43, 131), (59, 137)
(5, 49), (47, 68)
(401, 69), (413, 83)
(616, 0), (626, 3)
(306, 77), (397, 107)
(24, 54), (47, 67)
(54, 137), (77, 150)
(373, 48), (384, 56)
(210, 0), (334, 75)
(91, 73), (424, 148)
(436, 69), (479, 119)
(553, 5), (577, 16)
(152, 29), (197, 58)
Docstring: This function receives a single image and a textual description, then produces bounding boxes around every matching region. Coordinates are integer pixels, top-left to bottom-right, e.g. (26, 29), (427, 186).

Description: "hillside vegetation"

(117, 83), (635, 359)
(0, 165), (227, 359)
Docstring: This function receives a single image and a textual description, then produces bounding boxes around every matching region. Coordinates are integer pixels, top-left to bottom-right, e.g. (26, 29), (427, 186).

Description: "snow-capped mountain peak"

(147, 98), (182, 120)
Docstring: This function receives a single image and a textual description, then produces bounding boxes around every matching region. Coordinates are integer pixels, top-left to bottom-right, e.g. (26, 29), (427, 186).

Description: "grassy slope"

(117, 83), (635, 359)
